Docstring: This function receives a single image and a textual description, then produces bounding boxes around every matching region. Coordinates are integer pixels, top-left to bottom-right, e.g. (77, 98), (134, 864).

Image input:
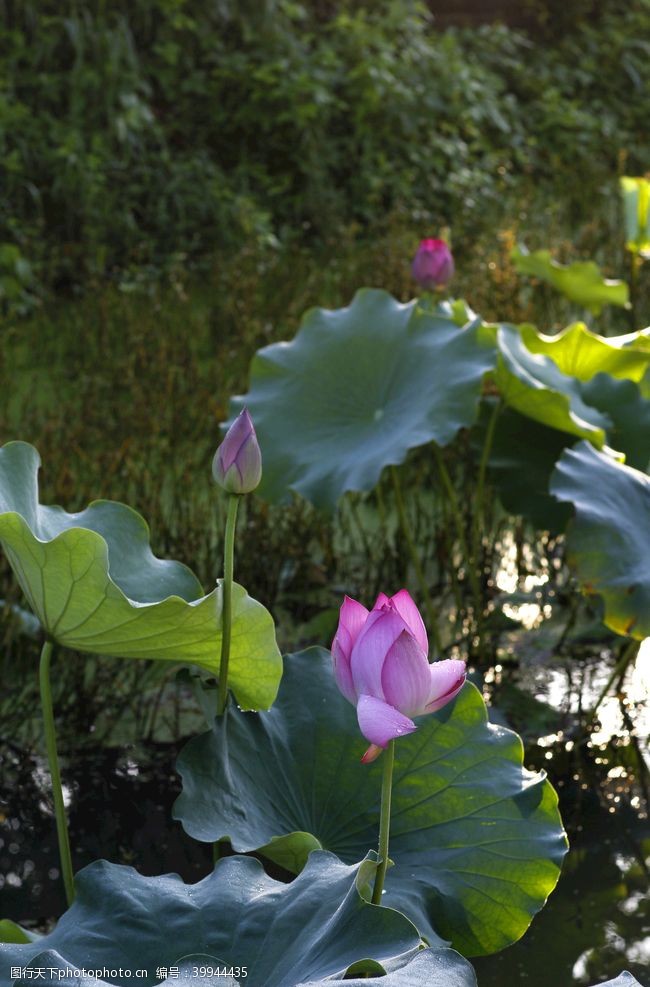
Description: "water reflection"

(476, 633), (650, 986)
(474, 807), (650, 985)
(524, 639), (650, 748)
(0, 743), (209, 923)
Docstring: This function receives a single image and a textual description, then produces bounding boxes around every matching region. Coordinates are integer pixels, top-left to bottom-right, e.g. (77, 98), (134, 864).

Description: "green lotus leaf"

(174, 649), (567, 957)
(480, 370), (650, 529)
(519, 322), (650, 382)
(0, 921), (40, 945)
(493, 324), (612, 445)
(511, 245), (629, 314)
(622, 326), (650, 402)
(621, 175), (650, 258)
(8, 948), (476, 987)
(228, 288), (497, 511)
(474, 403), (573, 532)
(550, 441), (650, 639)
(300, 948), (478, 987)
(580, 374), (650, 472)
(0, 441), (281, 710)
(0, 854), (478, 987)
(432, 297), (479, 327)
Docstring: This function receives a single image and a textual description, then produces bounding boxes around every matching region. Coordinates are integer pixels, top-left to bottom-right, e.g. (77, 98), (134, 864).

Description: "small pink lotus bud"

(212, 408), (262, 495)
(411, 238), (454, 290)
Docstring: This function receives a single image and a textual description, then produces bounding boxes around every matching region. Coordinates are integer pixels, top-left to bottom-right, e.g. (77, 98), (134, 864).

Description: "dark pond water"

(1, 646), (649, 987)
(475, 642), (650, 986)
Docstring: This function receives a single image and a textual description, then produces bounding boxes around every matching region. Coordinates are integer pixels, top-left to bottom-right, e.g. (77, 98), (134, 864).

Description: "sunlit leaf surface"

(0, 441), (281, 710)
(175, 649), (567, 957)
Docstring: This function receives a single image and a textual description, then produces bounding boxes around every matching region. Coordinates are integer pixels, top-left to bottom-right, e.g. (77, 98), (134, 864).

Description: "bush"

(1, 0), (649, 297)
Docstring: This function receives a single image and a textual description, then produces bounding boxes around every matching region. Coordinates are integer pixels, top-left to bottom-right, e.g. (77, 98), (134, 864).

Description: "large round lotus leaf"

(300, 949), (477, 987)
(473, 402), (573, 532)
(0, 442), (281, 710)
(174, 649), (567, 957)
(519, 322), (650, 383)
(579, 375), (650, 472)
(0, 854), (478, 987)
(493, 324), (612, 444)
(7, 947), (476, 987)
(551, 441), (650, 639)
(595, 977), (644, 987)
(511, 246), (629, 314)
(228, 288), (497, 510)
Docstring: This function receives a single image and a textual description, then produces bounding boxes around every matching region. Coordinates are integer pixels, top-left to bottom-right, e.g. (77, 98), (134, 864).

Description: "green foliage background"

(2, 0), (650, 296)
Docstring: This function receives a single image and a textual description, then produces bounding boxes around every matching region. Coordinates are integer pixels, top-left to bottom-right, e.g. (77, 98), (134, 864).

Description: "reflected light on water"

(529, 637), (650, 747)
(628, 934), (650, 964)
(595, 638), (650, 748)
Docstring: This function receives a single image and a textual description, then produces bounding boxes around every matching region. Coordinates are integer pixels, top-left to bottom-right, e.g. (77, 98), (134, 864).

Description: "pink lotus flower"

(213, 408), (262, 495)
(332, 590), (466, 763)
(411, 238), (454, 290)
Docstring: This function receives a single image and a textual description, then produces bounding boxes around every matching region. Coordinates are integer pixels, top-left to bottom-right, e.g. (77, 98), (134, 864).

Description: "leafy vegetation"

(2, 0), (650, 301)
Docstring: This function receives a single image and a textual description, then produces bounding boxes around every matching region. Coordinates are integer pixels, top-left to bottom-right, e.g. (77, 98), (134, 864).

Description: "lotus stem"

(431, 443), (483, 648)
(348, 493), (372, 562)
(472, 399), (500, 555)
(390, 466), (442, 653)
(371, 739), (395, 905)
(471, 399), (501, 661)
(628, 251), (639, 332)
(217, 494), (240, 716)
(39, 639), (75, 907)
(375, 474), (387, 533)
(591, 639), (640, 717)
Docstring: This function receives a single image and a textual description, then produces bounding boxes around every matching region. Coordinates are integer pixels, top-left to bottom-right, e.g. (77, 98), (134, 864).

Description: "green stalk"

(439, 476), (463, 625)
(591, 639), (640, 716)
(217, 494), (240, 716)
(470, 400), (501, 662)
(39, 639), (75, 907)
(375, 473), (387, 532)
(628, 251), (639, 332)
(371, 739), (395, 905)
(472, 399), (501, 564)
(390, 466), (442, 653)
(348, 493), (372, 562)
(431, 443), (482, 645)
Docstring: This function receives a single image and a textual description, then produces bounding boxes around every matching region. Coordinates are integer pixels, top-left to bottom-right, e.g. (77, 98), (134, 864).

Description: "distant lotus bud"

(212, 408), (262, 494)
(411, 238), (454, 290)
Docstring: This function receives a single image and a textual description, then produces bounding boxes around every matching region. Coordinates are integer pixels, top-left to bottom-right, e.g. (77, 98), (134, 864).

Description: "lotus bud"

(212, 408), (262, 495)
(411, 238), (454, 290)
(331, 589), (466, 762)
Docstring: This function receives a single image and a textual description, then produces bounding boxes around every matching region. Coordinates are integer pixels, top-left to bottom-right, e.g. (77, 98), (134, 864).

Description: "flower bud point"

(212, 408), (262, 495)
(361, 744), (384, 764)
(411, 238), (454, 290)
